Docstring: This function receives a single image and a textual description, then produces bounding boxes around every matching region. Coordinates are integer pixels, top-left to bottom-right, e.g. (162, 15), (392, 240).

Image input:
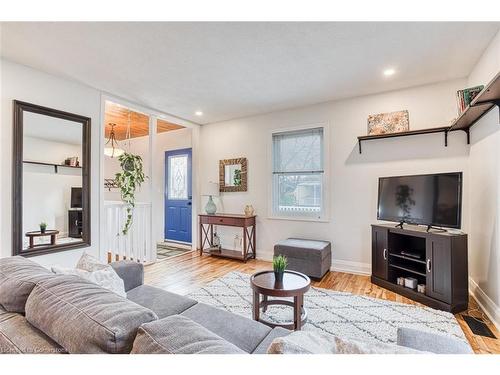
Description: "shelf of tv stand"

(389, 263), (427, 278)
(389, 252), (426, 265)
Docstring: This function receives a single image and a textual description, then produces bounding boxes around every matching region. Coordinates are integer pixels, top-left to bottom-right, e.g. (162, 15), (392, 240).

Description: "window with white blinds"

(272, 127), (325, 219)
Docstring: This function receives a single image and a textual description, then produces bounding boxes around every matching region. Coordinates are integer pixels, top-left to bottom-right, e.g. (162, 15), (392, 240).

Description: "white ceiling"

(1, 22), (499, 124)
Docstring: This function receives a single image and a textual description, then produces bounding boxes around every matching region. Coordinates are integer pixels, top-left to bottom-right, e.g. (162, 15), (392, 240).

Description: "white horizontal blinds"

(272, 127), (324, 218)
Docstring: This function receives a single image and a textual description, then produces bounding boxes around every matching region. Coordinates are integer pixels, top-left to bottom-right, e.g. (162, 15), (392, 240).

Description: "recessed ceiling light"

(383, 68), (396, 77)
(195, 111), (203, 116)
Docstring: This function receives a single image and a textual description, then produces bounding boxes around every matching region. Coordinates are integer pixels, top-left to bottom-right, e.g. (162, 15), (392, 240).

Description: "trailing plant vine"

(115, 152), (146, 235)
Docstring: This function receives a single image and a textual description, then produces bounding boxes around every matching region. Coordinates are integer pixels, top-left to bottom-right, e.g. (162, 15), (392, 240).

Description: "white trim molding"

(469, 277), (500, 330)
(331, 259), (371, 276)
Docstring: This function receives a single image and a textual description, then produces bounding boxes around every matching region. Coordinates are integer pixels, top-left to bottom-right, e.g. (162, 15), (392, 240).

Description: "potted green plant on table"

(273, 254), (288, 283)
(39, 222), (47, 233)
(115, 152), (146, 235)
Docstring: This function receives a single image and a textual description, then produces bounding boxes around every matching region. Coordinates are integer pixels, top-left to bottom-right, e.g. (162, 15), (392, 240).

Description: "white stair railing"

(104, 201), (154, 263)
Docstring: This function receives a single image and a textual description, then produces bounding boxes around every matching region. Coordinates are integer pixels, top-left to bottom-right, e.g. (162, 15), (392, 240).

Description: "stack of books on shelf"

(456, 85), (484, 114)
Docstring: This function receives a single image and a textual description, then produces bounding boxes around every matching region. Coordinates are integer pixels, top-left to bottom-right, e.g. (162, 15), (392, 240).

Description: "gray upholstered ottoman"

(274, 238), (331, 279)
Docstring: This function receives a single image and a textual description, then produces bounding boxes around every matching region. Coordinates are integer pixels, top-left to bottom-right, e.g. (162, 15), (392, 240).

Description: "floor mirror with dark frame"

(12, 100), (91, 257)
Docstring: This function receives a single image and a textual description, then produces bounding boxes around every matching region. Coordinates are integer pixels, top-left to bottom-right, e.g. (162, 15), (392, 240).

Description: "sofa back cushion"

(25, 275), (158, 353)
(0, 256), (54, 313)
(131, 315), (245, 354)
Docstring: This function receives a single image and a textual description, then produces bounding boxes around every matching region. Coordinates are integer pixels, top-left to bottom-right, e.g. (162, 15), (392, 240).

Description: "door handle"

(427, 259), (431, 272)
(383, 248), (387, 260)
(187, 202), (192, 206)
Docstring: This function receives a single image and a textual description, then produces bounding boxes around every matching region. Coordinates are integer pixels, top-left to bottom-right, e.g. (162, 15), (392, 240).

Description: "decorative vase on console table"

(203, 182), (220, 215)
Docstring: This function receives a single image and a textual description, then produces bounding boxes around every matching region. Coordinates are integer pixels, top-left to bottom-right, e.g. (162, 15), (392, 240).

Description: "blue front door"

(165, 148), (192, 243)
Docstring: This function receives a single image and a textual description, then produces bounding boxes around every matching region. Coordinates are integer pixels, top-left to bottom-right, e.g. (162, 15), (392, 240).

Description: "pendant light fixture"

(104, 123), (125, 158)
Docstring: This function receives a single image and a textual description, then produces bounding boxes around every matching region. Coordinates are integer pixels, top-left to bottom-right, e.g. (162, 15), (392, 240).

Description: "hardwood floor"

(145, 251), (499, 354)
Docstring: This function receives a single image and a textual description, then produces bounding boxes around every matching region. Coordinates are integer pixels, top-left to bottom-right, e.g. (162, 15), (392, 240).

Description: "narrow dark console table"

(371, 224), (468, 313)
(25, 230), (59, 249)
(199, 213), (256, 262)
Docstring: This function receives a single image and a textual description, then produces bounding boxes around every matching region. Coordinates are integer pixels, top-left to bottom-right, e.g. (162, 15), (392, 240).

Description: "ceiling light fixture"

(195, 111), (203, 116)
(383, 68), (396, 77)
(104, 123), (125, 158)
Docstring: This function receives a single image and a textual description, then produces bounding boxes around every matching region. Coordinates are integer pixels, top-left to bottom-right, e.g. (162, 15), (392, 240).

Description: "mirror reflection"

(22, 112), (84, 250)
(224, 163), (242, 187)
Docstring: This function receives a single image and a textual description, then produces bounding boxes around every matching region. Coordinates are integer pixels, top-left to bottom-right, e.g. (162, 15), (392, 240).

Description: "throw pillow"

(51, 266), (126, 298)
(267, 331), (425, 354)
(76, 252), (109, 272)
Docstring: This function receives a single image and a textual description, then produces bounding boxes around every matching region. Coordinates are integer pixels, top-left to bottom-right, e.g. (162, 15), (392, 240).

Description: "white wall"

(1, 59), (101, 267)
(467, 29), (500, 327)
(200, 78), (470, 274)
(23, 136), (83, 242)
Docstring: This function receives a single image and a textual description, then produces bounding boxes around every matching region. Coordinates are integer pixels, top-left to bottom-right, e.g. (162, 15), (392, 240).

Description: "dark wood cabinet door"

(372, 226), (388, 280)
(426, 236), (452, 303)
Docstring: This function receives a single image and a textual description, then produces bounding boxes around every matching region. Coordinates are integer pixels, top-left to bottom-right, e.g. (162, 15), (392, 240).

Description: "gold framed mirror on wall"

(12, 100), (91, 257)
(219, 157), (247, 192)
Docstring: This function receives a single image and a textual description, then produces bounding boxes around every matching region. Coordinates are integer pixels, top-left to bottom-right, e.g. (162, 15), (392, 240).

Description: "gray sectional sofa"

(0, 256), (288, 354)
(0, 256), (472, 354)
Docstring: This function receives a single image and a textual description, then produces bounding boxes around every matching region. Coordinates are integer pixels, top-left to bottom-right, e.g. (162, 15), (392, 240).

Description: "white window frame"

(267, 122), (330, 222)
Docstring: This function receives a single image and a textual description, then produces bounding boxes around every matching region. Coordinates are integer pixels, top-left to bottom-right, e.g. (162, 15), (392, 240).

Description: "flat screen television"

(71, 187), (82, 209)
(377, 172), (462, 229)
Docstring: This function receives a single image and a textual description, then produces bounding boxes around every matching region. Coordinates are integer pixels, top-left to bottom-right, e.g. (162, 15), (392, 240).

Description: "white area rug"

(187, 271), (468, 345)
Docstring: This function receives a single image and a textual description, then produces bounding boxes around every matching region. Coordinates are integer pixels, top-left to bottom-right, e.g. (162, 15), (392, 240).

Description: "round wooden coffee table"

(250, 270), (310, 330)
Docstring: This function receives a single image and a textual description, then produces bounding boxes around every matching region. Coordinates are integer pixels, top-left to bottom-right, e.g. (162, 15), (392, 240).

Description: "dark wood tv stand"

(371, 224), (468, 313)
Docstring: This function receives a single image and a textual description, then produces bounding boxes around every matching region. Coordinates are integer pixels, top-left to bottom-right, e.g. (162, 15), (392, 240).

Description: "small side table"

(25, 230), (59, 249)
(250, 270), (310, 331)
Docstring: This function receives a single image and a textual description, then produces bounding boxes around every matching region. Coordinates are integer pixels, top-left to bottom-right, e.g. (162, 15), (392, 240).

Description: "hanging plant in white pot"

(115, 152), (146, 235)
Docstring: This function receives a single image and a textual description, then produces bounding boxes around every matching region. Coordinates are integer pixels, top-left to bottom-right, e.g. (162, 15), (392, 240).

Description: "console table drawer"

(204, 216), (242, 226)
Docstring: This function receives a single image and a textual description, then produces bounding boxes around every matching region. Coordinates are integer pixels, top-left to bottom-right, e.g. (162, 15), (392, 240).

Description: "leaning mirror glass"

(13, 101), (91, 256)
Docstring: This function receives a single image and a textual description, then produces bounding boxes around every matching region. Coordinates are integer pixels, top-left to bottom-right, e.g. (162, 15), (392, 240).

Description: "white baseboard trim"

(331, 259), (371, 276)
(468, 277), (499, 330)
(256, 252), (371, 276)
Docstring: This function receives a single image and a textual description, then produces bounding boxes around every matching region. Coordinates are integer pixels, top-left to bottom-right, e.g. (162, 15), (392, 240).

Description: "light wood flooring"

(144, 251), (499, 354)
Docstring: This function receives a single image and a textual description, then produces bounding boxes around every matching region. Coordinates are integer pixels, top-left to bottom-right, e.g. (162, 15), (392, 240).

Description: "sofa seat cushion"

(127, 285), (197, 319)
(131, 315), (245, 354)
(0, 256), (54, 313)
(181, 302), (271, 353)
(25, 275), (158, 353)
(0, 304), (64, 354)
(252, 327), (290, 354)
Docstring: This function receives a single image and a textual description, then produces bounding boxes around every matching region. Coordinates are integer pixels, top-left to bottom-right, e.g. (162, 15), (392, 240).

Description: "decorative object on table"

(417, 284), (426, 294)
(104, 123), (125, 158)
(219, 157), (248, 192)
(272, 254), (288, 283)
(189, 271), (469, 346)
(250, 270), (310, 331)
(39, 222), (47, 234)
(404, 277), (418, 289)
(244, 204), (255, 217)
(202, 182), (219, 215)
(115, 152), (146, 235)
(212, 230), (221, 251)
(397, 277), (405, 286)
(367, 110), (409, 135)
(456, 85), (484, 114)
